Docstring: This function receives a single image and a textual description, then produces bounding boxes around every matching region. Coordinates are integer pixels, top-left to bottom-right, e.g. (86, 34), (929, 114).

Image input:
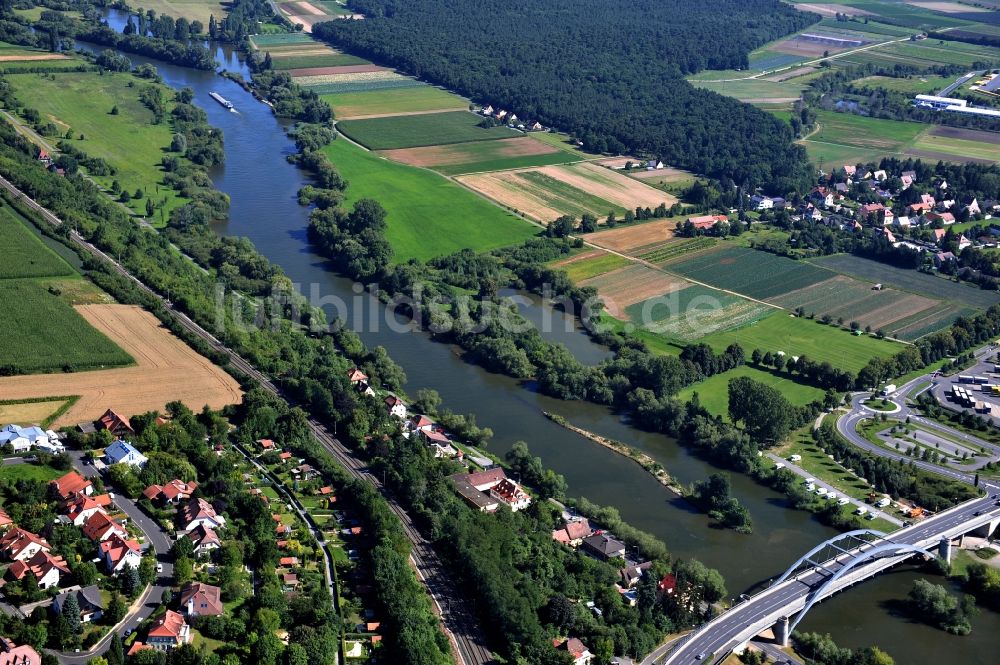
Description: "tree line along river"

(75, 19), (1000, 662)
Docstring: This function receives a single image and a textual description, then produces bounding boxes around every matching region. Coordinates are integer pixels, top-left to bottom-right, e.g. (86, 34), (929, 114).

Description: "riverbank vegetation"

(791, 632), (896, 665)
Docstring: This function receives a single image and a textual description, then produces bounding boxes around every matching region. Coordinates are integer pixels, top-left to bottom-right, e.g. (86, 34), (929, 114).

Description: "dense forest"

(314, 0), (817, 193)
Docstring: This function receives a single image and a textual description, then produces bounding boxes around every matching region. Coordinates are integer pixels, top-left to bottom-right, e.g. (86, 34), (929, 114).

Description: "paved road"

(662, 492), (1000, 664)
(54, 452), (174, 664)
(0, 175), (493, 665)
(750, 639), (802, 665)
(937, 70), (984, 97)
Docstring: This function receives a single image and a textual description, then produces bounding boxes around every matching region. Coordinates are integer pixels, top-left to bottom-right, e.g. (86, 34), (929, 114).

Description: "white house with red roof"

(186, 524), (221, 556)
(553, 637), (593, 665)
(142, 480), (198, 506)
(5, 550), (69, 589)
(50, 471), (93, 501)
(65, 494), (113, 526)
(384, 395), (407, 419)
(99, 533), (141, 575)
(146, 610), (190, 651)
(180, 498), (225, 532)
(551, 518), (593, 547)
(0, 528), (50, 562)
(0, 510), (11, 532)
(82, 511), (127, 543)
(489, 478), (531, 511)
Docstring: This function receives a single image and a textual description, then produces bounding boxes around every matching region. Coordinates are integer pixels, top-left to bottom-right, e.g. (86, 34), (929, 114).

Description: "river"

(76, 24), (1000, 662)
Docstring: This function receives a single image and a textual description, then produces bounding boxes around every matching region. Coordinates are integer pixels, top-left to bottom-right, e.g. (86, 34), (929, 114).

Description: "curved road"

(0, 175), (494, 665)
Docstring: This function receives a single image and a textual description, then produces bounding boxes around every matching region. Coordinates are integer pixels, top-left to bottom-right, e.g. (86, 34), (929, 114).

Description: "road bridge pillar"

(939, 536), (953, 564)
(774, 616), (791, 647)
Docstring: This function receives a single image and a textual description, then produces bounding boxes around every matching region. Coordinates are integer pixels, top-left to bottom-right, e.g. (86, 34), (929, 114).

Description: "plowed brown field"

(586, 220), (676, 253)
(0, 305), (242, 426)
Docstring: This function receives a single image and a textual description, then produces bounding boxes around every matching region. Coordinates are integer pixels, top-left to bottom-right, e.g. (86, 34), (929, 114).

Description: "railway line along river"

(75, 28), (1000, 662)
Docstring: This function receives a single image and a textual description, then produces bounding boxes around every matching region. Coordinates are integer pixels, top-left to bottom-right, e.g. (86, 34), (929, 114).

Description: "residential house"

(279, 556), (299, 567)
(65, 494), (113, 526)
(530, 121), (543, 131)
(900, 174), (914, 190)
(103, 440), (147, 468)
(142, 479), (198, 506)
(687, 214), (728, 230)
(909, 194), (936, 214)
(97, 409), (134, 438)
(50, 471), (93, 501)
(384, 395), (407, 419)
(934, 251), (956, 268)
(620, 561), (653, 588)
(750, 195), (773, 210)
(958, 234), (973, 251)
(281, 573), (298, 590)
(347, 368), (375, 396)
(927, 211), (955, 225)
(186, 524), (221, 556)
(0, 510), (11, 531)
(489, 478), (531, 512)
(6, 550), (69, 589)
(657, 574), (678, 600)
(842, 165), (857, 177)
(809, 188), (835, 207)
(481, 105), (494, 116)
(833, 182), (849, 195)
(450, 471), (501, 513)
(180, 582), (223, 617)
(291, 464), (318, 480)
(82, 510), (127, 543)
(0, 639), (40, 665)
(933, 228), (947, 243)
(965, 198), (981, 216)
(873, 169), (887, 182)
(877, 228), (896, 244)
(180, 498), (225, 532)
(553, 638), (593, 665)
(895, 215), (912, 228)
(147, 610), (190, 651)
(53, 586), (104, 623)
(581, 534), (626, 561)
(551, 518), (593, 547)
(278, 451), (293, 463)
(858, 203), (884, 219)
(257, 439), (276, 452)
(646, 160), (664, 170)
(99, 533), (141, 575)
(0, 425), (56, 453)
(0, 528), (50, 562)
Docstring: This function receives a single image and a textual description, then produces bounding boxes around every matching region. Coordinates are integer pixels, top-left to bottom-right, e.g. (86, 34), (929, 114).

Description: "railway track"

(0, 174), (495, 665)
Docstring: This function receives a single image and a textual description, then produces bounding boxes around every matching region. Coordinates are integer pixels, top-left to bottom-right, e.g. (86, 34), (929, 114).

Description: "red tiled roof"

(564, 519), (591, 541)
(50, 472), (92, 500)
(6, 550), (69, 582)
(148, 610), (187, 639)
(553, 637), (589, 658)
(99, 533), (140, 567)
(180, 582), (223, 616)
(0, 528), (50, 559)
(98, 409), (133, 435)
(348, 368), (368, 383)
(186, 524), (220, 549)
(82, 511), (125, 542)
(0, 642), (40, 665)
(465, 468), (506, 489)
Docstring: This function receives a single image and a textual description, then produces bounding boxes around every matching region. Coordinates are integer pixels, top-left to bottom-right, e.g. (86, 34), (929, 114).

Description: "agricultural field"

(676, 365), (826, 418)
(274, 54), (371, 70)
(579, 264), (691, 318)
(0, 281), (133, 374)
(0, 398), (74, 427)
(337, 111), (520, 150)
(909, 129), (1000, 164)
(249, 33), (316, 47)
(852, 73), (955, 94)
(799, 111), (939, 166)
(811, 254), (1000, 309)
(0, 40), (70, 61)
(8, 69), (187, 218)
(686, 77), (811, 104)
(118, 0), (227, 24)
(0, 205), (74, 279)
(669, 246), (833, 300)
(624, 286), (773, 341)
(768, 274), (953, 340)
(551, 251), (631, 282)
(700, 311), (902, 372)
(378, 137), (578, 175)
(322, 138), (538, 262)
(458, 162), (673, 224)
(637, 237), (720, 266)
(584, 220), (678, 253)
(320, 85), (468, 118)
(0, 305), (242, 426)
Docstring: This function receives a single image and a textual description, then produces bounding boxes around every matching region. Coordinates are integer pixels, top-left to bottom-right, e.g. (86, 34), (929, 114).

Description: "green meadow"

(337, 111), (519, 150)
(321, 85), (468, 118)
(676, 364), (826, 418)
(322, 138), (538, 262)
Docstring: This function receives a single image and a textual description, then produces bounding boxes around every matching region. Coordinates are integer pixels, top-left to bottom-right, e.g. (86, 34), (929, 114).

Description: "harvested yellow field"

(0, 305), (242, 426)
(0, 399), (70, 426)
(538, 162), (676, 210)
(581, 264), (691, 318)
(586, 220), (676, 253)
(0, 54), (68, 62)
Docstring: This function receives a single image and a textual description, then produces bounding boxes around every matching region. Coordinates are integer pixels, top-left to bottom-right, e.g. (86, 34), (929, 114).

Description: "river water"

(76, 22), (1000, 661)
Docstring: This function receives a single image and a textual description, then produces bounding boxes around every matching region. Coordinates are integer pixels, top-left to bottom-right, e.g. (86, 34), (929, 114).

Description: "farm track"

(0, 174), (495, 665)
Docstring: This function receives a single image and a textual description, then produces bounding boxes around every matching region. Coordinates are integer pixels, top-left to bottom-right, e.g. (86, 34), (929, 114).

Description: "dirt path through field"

(0, 305), (242, 426)
(0, 54), (68, 62)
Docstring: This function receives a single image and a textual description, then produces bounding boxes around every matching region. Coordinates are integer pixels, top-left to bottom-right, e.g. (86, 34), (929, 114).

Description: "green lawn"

(121, 0), (227, 24)
(8, 70), (187, 219)
(676, 365), (825, 418)
(686, 77), (809, 102)
(910, 133), (1000, 164)
(853, 74), (955, 95)
(321, 85), (468, 119)
(0, 205), (75, 279)
(322, 138), (538, 262)
(699, 311), (901, 373)
(559, 253), (631, 282)
(809, 111), (928, 151)
(0, 280), (133, 374)
(337, 111), (520, 150)
(0, 462), (64, 483)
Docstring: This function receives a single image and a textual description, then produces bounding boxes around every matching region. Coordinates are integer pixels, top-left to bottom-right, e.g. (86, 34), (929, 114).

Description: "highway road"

(0, 176), (494, 665)
(663, 491), (1000, 664)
